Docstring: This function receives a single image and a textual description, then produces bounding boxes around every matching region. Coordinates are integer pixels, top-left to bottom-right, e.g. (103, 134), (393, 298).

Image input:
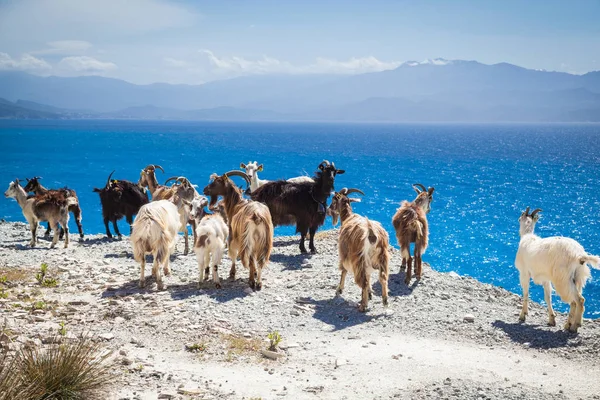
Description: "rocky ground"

(1, 220), (600, 400)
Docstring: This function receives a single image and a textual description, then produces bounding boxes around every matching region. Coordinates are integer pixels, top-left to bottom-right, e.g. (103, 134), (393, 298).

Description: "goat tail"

(581, 254), (600, 269)
(408, 219), (424, 238)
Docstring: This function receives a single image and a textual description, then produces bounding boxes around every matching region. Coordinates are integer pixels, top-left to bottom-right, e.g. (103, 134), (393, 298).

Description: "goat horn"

(531, 208), (542, 218)
(345, 188), (365, 196)
(105, 170), (116, 188)
(524, 206), (530, 216)
(320, 160), (330, 167)
(153, 165), (164, 173)
(224, 170), (251, 184)
(164, 176), (179, 185)
(177, 176), (191, 186)
(413, 183), (427, 193)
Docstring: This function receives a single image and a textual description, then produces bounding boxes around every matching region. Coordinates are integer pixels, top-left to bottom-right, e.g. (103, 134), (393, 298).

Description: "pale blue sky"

(0, 0), (598, 84)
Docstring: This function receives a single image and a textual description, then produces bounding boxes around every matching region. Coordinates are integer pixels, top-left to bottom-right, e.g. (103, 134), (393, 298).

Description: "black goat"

(93, 171), (149, 239)
(23, 176), (84, 240)
(250, 160), (344, 254)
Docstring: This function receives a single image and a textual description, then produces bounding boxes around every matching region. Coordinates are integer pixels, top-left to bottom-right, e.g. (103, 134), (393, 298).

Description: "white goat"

(131, 200), (180, 290)
(515, 207), (600, 332)
(190, 196), (228, 288)
(4, 179), (72, 248)
(240, 161), (314, 193)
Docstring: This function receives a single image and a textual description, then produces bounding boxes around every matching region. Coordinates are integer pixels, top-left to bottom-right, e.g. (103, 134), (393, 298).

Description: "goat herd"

(4, 160), (600, 332)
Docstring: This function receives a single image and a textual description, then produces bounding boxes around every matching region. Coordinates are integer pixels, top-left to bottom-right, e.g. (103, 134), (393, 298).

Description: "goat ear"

(349, 198), (361, 203)
(240, 163), (246, 169)
(258, 164), (263, 172)
(336, 169), (345, 175)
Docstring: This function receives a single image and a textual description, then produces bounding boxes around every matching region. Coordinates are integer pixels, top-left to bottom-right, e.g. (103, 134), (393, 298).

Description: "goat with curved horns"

(328, 188), (390, 312)
(392, 183), (435, 284)
(137, 164), (165, 198)
(93, 171), (149, 239)
(203, 170), (273, 290)
(515, 207), (600, 332)
(250, 160), (344, 254)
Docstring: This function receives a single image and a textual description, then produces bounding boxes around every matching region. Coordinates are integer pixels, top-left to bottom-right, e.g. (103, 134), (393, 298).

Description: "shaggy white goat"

(131, 200), (180, 290)
(240, 161), (314, 193)
(515, 207), (600, 332)
(190, 196), (228, 288)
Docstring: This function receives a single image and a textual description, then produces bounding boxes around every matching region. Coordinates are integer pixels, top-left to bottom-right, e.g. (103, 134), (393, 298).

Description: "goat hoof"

(569, 325), (579, 333)
(249, 281), (256, 290)
(382, 297), (389, 307)
(139, 281), (146, 289)
(229, 274), (236, 281)
(548, 318), (556, 327)
(335, 288), (343, 296)
(310, 249), (317, 254)
(368, 292), (373, 300)
(358, 304), (367, 312)
(404, 278), (410, 285)
(215, 282), (222, 289)
(255, 282), (262, 291)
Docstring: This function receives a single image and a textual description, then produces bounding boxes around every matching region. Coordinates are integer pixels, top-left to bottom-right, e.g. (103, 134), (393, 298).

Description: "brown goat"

(391, 183), (434, 284)
(137, 164), (165, 198)
(23, 176), (84, 240)
(5, 179), (72, 248)
(328, 188), (389, 312)
(203, 171), (273, 290)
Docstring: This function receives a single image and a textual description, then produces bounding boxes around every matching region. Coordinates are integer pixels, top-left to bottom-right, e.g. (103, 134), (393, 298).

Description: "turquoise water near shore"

(1, 120), (599, 316)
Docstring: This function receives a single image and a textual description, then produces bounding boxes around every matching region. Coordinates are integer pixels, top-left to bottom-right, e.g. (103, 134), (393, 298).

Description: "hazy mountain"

(0, 98), (60, 119)
(1, 60), (600, 122)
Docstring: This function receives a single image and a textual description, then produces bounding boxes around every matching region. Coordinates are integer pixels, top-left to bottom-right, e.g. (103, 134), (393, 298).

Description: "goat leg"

(299, 229), (308, 254)
(112, 219), (122, 240)
(404, 256), (413, 285)
(44, 222), (51, 237)
(336, 267), (347, 295)
(308, 226), (318, 254)
(104, 217), (112, 239)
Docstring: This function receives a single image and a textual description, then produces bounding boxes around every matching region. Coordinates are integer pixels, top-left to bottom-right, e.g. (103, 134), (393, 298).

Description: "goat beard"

(208, 195), (219, 210)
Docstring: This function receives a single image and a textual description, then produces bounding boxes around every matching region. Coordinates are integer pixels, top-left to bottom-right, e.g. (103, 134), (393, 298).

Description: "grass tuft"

(0, 336), (113, 400)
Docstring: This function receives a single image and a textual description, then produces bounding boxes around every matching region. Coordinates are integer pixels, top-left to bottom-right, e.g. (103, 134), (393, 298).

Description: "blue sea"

(1, 121), (599, 316)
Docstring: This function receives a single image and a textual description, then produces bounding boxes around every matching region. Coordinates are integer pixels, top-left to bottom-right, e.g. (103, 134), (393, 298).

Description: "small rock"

(158, 392), (177, 399)
(98, 332), (115, 341)
(463, 314), (475, 323)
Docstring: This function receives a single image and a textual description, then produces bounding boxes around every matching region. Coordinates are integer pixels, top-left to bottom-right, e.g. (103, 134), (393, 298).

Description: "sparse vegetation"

(267, 331), (282, 351)
(222, 334), (262, 361)
(0, 337), (113, 400)
(35, 263), (59, 287)
(185, 343), (206, 353)
(0, 288), (8, 299)
(58, 321), (67, 337)
(0, 267), (29, 283)
(31, 300), (46, 312)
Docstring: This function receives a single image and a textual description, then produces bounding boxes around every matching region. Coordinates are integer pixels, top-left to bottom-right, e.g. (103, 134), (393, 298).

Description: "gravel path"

(1, 220), (599, 399)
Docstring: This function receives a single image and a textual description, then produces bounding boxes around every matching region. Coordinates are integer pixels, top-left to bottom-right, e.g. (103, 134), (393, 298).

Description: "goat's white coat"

(241, 161), (314, 192)
(190, 198), (228, 287)
(515, 212), (600, 332)
(130, 200), (180, 290)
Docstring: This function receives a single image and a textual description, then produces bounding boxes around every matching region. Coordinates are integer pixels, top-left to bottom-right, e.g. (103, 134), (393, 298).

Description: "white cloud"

(0, 52), (51, 71)
(199, 50), (402, 75)
(57, 56), (117, 73)
(32, 40), (93, 55)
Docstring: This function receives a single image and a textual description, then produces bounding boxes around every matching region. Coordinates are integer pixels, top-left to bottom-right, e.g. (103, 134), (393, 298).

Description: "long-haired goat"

(203, 171), (273, 290)
(5, 179), (72, 248)
(156, 176), (199, 255)
(23, 176), (84, 240)
(328, 188), (389, 312)
(516, 207), (600, 332)
(130, 199), (181, 291)
(93, 171), (149, 239)
(240, 161), (314, 193)
(190, 196), (228, 288)
(250, 160), (344, 254)
(391, 183), (435, 284)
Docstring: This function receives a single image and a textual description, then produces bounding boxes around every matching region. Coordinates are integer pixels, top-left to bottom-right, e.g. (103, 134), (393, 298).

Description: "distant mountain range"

(1, 59), (600, 122)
